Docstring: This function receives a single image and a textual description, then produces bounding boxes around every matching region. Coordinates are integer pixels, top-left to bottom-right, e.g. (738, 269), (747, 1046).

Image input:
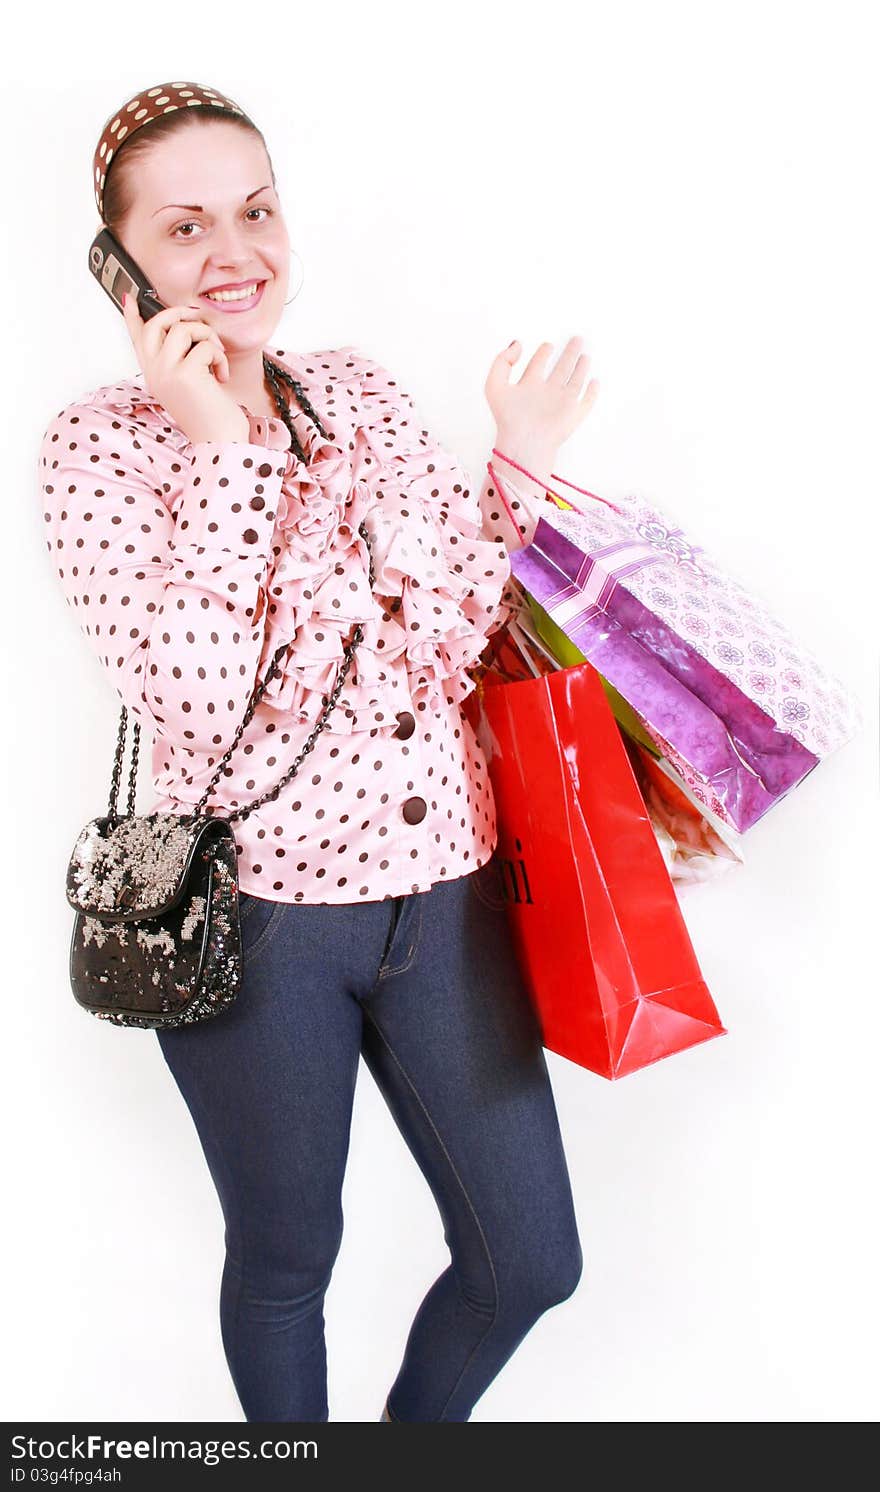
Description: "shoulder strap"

(107, 520), (375, 828)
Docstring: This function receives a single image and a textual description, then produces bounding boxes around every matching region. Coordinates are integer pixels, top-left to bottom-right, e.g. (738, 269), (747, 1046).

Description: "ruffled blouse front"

(250, 346), (522, 734)
(38, 342), (534, 904)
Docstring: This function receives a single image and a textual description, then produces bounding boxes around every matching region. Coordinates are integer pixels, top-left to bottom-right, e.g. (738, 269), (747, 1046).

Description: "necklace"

(261, 353), (331, 467)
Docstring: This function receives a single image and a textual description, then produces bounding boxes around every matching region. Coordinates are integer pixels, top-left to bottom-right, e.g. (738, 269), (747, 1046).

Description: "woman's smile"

(200, 278), (268, 313)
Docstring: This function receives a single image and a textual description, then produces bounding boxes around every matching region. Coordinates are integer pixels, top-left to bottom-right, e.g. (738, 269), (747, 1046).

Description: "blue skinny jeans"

(155, 855), (583, 1422)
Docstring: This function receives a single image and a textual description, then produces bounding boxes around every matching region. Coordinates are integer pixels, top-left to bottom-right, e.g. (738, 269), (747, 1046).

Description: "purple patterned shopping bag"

(494, 458), (862, 834)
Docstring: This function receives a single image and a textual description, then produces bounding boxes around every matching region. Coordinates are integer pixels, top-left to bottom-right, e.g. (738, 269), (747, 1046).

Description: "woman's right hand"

(121, 295), (250, 445)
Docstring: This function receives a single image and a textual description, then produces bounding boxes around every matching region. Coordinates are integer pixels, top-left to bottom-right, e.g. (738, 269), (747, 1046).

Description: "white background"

(3, 0), (877, 1423)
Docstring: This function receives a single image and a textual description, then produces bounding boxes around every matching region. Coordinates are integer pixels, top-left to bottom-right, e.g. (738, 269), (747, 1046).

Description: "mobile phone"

(88, 228), (166, 320)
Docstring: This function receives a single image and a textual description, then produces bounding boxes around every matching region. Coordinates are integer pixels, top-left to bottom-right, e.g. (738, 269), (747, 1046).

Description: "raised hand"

(484, 336), (600, 472)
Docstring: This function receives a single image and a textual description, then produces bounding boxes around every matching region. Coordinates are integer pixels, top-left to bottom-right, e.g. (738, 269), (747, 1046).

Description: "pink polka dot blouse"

(38, 345), (541, 904)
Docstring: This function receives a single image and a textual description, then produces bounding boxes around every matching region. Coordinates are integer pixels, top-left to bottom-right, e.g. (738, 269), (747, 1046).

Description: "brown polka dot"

(40, 347), (509, 907)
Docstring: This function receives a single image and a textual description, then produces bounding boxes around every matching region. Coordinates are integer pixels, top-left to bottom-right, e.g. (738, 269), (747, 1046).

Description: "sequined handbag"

(65, 522), (375, 1031)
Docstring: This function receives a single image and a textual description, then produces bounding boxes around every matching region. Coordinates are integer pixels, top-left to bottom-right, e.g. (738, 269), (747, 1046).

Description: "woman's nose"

(207, 229), (255, 265)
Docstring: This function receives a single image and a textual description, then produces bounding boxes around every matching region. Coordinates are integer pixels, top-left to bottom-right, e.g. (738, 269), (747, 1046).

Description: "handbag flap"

(66, 813), (224, 920)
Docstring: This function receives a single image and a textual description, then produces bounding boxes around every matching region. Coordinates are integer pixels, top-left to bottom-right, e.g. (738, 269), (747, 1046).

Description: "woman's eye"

(171, 207), (273, 240)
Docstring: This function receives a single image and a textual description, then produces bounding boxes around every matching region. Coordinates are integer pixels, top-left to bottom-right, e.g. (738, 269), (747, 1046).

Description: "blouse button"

(257, 462), (274, 478)
(402, 795), (427, 825)
(393, 710), (416, 740)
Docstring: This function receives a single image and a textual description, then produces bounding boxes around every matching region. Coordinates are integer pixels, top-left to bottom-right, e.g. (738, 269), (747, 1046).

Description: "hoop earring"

(284, 247), (304, 306)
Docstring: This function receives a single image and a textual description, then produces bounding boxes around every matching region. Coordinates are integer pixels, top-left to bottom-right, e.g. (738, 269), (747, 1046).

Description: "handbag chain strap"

(108, 521), (374, 828)
(107, 356), (376, 830)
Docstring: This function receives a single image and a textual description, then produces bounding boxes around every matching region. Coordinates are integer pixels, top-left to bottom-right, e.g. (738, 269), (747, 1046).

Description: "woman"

(39, 81), (600, 1423)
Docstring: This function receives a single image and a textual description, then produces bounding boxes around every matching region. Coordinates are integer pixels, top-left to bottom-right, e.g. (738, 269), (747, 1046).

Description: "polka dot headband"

(93, 81), (248, 220)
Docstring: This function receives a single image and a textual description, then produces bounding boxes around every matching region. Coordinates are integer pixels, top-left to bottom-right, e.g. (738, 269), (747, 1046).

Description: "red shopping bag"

(464, 660), (727, 1079)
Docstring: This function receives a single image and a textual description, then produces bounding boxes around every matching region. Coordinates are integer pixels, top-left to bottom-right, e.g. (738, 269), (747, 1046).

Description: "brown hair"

(98, 102), (329, 466)
(102, 108), (276, 240)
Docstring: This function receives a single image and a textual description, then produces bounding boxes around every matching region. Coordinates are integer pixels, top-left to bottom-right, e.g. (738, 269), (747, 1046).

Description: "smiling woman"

(42, 78), (586, 1428)
(98, 92), (291, 415)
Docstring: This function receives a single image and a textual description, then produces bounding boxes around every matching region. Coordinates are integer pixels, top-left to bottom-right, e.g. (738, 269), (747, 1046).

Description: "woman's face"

(117, 122), (290, 354)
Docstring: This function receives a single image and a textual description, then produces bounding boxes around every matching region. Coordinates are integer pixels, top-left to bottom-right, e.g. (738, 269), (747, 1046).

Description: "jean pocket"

(237, 891), (286, 968)
(467, 855), (508, 913)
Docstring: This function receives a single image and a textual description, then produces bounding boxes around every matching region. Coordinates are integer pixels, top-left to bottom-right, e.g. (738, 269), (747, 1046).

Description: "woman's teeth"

(204, 281), (262, 302)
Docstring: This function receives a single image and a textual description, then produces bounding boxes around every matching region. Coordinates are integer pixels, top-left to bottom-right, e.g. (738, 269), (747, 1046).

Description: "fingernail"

(122, 292), (127, 307)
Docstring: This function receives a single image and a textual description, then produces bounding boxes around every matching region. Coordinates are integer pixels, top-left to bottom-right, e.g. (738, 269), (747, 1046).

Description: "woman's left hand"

(485, 336), (600, 467)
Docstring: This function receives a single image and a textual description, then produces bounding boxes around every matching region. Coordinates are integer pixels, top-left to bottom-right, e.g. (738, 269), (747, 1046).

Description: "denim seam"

(361, 1007), (500, 1421)
(241, 899), (288, 971)
(468, 864), (506, 913)
(376, 900), (423, 980)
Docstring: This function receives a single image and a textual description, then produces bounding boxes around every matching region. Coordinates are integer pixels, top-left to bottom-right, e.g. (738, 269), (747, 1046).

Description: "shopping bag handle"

(488, 447), (624, 521)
